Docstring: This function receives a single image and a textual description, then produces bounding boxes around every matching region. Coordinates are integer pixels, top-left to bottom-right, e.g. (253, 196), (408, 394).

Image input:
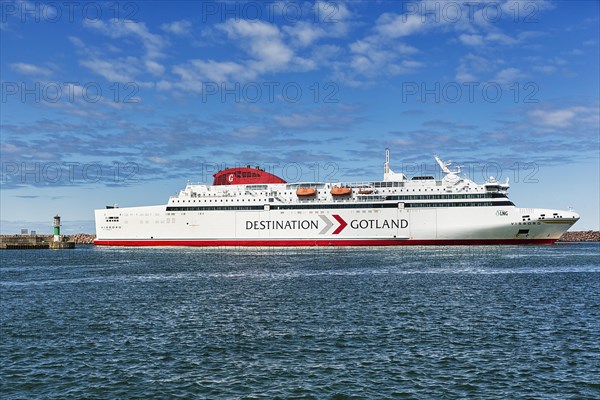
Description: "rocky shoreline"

(0, 234), (96, 244)
(557, 230), (600, 242)
(70, 233), (96, 244)
(3, 231), (598, 244)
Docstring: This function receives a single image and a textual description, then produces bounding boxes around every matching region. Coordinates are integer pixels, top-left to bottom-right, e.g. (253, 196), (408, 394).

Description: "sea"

(1, 243), (599, 399)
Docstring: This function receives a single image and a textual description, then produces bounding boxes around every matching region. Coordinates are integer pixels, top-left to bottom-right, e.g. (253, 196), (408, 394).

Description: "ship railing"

(286, 182), (326, 189)
(328, 181), (375, 189)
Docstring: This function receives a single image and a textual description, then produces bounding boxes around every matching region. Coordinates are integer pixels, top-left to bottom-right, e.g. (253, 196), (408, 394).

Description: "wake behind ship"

(94, 150), (579, 246)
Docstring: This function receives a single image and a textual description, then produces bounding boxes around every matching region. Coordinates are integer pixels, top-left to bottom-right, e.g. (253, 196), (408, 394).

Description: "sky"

(0, 0), (599, 234)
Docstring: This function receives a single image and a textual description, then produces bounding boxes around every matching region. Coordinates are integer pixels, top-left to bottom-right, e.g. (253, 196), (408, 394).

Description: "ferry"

(94, 150), (579, 246)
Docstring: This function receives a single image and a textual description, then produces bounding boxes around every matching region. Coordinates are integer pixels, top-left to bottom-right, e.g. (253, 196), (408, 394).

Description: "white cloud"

(219, 18), (278, 39)
(486, 32), (518, 45)
(145, 60), (165, 76)
(10, 62), (52, 77)
(147, 156), (170, 164)
(343, 34), (422, 81)
(501, 0), (555, 15)
(156, 80), (173, 91)
(161, 3), (352, 91)
(283, 2), (351, 47)
(531, 109), (574, 127)
(314, 0), (351, 23)
(494, 67), (524, 84)
(532, 65), (556, 74)
(273, 113), (321, 128)
(369, 1), (550, 53)
(83, 19), (166, 77)
(80, 58), (139, 82)
(161, 20), (192, 36)
(343, 0), (554, 84)
(553, 57), (567, 66)
(459, 34), (484, 46)
(284, 21), (327, 47)
(68, 36), (85, 48)
(174, 59), (253, 88)
(455, 53), (497, 82)
(230, 125), (267, 139)
(168, 58), (266, 93)
(529, 106), (596, 128)
(455, 70), (477, 83)
(70, 35), (150, 84)
(375, 13), (428, 38)
(165, 16), (338, 91)
(84, 19), (165, 57)
(0, 142), (25, 154)
(517, 31), (546, 41)
(460, 31), (522, 47)
(218, 19), (293, 72)
(273, 108), (360, 131)
(372, 1), (485, 39)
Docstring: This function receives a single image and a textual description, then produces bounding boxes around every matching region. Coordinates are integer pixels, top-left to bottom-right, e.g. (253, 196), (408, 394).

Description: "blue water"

(1, 244), (599, 399)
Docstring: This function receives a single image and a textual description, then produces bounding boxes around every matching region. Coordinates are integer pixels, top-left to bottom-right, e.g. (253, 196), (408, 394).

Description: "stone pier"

(0, 235), (75, 250)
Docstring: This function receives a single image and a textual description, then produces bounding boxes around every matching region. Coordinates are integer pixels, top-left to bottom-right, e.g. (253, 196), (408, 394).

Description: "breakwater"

(558, 230), (600, 242)
(0, 235), (75, 249)
(0, 234), (95, 248)
(69, 233), (96, 244)
(2, 234), (97, 244)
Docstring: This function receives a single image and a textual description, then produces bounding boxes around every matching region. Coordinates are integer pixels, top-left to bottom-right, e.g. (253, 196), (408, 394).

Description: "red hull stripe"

(94, 238), (558, 247)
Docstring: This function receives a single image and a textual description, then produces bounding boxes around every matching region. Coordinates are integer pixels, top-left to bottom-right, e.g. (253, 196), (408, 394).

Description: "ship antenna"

(434, 155), (452, 174)
(384, 148), (390, 175)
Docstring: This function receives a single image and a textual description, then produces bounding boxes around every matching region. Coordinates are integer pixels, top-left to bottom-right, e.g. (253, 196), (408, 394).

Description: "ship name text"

(245, 218), (408, 232)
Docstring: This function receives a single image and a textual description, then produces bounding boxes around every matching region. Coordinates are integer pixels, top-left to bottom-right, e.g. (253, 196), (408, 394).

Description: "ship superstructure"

(94, 150), (579, 246)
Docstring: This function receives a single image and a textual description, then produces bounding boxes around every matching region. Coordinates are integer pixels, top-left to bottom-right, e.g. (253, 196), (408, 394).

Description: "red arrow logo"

(332, 214), (347, 234)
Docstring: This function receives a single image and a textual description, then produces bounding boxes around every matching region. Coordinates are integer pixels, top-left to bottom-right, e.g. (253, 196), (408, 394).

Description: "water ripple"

(1, 243), (599, 398)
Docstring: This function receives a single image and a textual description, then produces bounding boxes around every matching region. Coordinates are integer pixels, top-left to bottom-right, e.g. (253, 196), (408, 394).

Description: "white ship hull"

(95, 204), (577, 246)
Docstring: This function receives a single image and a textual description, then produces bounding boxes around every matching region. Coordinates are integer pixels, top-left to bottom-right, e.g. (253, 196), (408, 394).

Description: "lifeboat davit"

(296, 187), (317, 197)
(331, 187), (352, 196)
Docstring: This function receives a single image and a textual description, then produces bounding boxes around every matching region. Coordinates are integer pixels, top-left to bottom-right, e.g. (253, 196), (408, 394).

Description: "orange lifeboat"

(296, 187), (317, 197)
(331, 187), (352, 196)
